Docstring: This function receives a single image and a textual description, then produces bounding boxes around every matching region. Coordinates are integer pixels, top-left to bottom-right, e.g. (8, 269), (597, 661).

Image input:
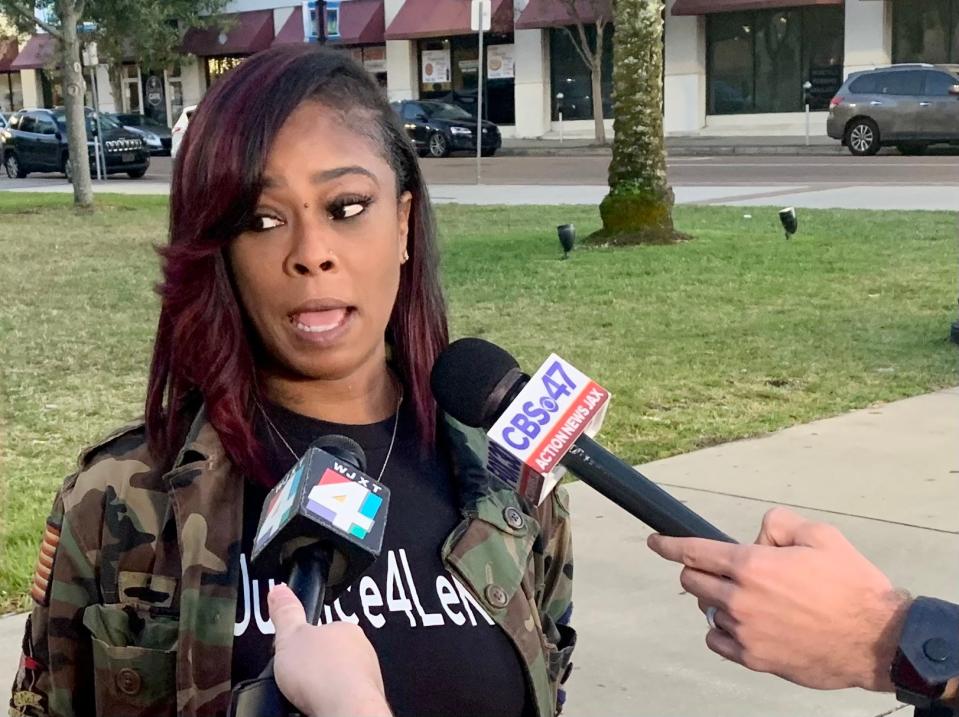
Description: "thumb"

(755, 507), (810, 546)
(268, 583), (306, 644)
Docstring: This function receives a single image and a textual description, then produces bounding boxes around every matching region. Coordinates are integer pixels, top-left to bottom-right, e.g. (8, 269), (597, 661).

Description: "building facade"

(3, 0), (958, 138)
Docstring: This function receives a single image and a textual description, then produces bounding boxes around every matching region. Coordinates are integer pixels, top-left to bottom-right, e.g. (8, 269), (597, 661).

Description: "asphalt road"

(3, 153), (957, 191)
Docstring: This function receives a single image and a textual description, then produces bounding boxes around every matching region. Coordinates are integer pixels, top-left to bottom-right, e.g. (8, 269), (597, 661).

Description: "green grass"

(1, 194), (956, 611)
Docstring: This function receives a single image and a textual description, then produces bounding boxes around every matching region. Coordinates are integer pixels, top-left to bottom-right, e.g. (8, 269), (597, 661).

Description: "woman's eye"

(329, 196), (372, 221)
(250, 214), (285, 232)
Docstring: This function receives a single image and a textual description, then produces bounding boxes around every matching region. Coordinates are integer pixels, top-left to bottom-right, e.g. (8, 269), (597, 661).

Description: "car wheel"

(127, 167), (148, 179)
(845, 119), (881, 156)
(5, 153), (26, 179)
(481, 147), (497, 157)
(427, 132), (450, 158)
(62, 156), (72, 182)
(896, 143), (927, 156)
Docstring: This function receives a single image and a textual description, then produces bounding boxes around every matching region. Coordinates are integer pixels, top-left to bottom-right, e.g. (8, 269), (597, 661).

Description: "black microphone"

(431, 338), (735, 544)
(230, 435), (391, 717)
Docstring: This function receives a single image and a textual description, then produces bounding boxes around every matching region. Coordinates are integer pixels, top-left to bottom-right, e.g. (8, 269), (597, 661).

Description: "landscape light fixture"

(557, 224), (576, 259)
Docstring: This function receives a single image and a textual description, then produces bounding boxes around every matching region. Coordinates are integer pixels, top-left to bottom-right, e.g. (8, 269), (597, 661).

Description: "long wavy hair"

(146, 44), (448, 483)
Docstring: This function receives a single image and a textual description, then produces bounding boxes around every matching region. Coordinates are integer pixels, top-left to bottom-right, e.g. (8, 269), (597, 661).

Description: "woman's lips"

(291, 308), (349, 334)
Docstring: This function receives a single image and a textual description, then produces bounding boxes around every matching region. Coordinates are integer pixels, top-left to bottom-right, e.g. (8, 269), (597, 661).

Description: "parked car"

(391, 100), (501, 158)
(1, 108), (149, 179)
(170, 105), (197, 159)
(111, 113), (172, 156)
(827, 63), (959, 156)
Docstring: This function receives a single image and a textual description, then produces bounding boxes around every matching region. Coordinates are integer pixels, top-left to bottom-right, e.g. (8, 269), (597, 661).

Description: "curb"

(498, 144), (847, 158)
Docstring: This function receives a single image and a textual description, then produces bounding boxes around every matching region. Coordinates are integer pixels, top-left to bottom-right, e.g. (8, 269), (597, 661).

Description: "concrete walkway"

(2, 389), (957, 715)
(4, 180), (957, 211)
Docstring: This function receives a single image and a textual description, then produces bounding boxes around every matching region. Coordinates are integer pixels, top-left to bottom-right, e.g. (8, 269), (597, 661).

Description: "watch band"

(891, 597), (959, 710)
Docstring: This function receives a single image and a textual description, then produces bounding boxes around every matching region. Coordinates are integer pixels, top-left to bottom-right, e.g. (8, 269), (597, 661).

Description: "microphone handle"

(561, 435), (737, 544)
(288, 542), (334, 625)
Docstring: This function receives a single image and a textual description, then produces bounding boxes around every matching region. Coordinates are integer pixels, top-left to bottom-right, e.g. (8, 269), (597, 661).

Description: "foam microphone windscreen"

(431, 337), (522, 429)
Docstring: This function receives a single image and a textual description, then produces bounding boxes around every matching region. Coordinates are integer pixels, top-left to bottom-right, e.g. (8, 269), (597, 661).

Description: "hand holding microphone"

(269, 583), (391, 717)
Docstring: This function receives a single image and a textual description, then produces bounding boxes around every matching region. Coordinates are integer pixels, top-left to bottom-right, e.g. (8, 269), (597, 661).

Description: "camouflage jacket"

(9, 407), (575, 717)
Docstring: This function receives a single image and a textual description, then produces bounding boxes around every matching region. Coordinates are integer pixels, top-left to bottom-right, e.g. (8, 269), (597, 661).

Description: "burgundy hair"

(146, 45), (448, 483)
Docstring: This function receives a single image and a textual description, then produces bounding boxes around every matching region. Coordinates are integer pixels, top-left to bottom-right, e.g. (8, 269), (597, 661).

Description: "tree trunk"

(57, 0), (95, 209)
(590, 50), (606, 145)
(591, 0), (683, 245)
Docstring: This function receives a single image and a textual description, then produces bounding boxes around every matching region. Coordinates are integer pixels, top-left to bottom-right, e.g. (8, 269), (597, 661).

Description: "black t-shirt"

(232, 400), (528, 717)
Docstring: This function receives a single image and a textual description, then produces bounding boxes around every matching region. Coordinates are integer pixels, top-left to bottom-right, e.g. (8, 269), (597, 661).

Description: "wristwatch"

(890, 597), (959, 714)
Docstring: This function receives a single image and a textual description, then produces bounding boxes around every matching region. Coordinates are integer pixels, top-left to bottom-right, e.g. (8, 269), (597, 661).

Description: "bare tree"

(554, 0), (612, 144)
(2, 0), (94, 207)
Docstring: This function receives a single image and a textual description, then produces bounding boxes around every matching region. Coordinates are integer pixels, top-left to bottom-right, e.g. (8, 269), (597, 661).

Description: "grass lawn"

(0, 193), (956, 611)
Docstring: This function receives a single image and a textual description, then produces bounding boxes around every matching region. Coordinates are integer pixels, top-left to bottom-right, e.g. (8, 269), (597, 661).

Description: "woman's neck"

(262, 362), (399, 426)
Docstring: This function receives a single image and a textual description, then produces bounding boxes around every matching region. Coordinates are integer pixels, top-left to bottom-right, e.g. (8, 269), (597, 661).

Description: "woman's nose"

(286, 219), (336, 276)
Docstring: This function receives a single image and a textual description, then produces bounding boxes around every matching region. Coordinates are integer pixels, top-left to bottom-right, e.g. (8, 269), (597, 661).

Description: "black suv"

(1, 108), (150, 179)
(391, 100), (501, 158)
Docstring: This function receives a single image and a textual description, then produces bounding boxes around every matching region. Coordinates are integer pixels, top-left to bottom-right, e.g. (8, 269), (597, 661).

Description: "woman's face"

(230, 101), (412, 384)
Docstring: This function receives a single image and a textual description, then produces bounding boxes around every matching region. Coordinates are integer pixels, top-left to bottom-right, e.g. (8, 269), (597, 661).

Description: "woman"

(10, 45), (574, 717)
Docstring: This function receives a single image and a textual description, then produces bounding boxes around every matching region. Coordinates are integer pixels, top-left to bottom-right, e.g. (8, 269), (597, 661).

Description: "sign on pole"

(470, 0), (491, 32)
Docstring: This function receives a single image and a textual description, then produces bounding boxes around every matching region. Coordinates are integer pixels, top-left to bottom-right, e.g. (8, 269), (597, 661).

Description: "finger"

(755, 507), (809, 547)
(268, 583), (306, 642)
(680, 567), (736, 608)
(648, 535), (740, 576)
(705, 627), (746, 665)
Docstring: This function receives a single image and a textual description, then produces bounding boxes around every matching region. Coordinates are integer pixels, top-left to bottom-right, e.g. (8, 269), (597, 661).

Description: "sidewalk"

(2, 389), (957, 715)
(500, 135), (846, 158)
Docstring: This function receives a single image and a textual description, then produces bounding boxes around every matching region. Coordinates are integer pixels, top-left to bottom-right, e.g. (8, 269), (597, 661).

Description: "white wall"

(844, 0), (891, 77)
(384, 0), (418, 101)
(664, 1), (706, 135)
(224, 0), (299, 12)
(273, 5), (295, 33)
(92, 65), (118, 112)
(180, 57), (206, 108)
(513, 28), (549, 138)
(19, 69), (42, 108)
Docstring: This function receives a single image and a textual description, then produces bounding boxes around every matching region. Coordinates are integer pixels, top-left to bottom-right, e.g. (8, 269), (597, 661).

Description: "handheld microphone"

(230, 435), (391, 717)
(431, 338), (735, 543)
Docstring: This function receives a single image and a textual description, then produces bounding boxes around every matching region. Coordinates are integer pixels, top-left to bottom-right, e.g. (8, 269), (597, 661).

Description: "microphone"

(230, 435), (391, 717)
(431, 338), (735, 543)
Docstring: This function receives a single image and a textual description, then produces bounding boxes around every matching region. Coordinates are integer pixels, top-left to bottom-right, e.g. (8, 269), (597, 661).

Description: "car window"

(849, 73), (881, 94)
(18, 114), (36, 133)
(185, 109), (194, 121)
(924, 71), (959, 96)
(36, 117), (57, 135)
(420, 101), (474, 121)
(8, 113), (20, 129)
(400, 103), (420, 120)
(879, 71), (924, 96)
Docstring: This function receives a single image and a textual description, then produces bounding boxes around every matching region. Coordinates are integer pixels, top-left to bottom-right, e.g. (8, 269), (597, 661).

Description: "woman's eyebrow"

(261, 166), (378, 189)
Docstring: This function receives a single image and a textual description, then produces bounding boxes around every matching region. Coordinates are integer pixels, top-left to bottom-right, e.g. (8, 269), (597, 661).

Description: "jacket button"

(503, 507), (525, 530)
(485, 584), (509, 609)
(116, 668), (142, 695)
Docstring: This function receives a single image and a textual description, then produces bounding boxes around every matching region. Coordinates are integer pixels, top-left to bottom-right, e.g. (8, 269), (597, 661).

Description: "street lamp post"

(317, 1), (327, 44)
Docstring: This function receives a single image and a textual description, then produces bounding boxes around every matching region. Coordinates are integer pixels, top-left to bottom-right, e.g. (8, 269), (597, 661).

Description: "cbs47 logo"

(501, 360), (578, 451)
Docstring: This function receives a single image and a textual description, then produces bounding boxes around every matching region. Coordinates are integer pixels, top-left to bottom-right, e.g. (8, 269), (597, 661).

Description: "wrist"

(863, 589), (912, 692)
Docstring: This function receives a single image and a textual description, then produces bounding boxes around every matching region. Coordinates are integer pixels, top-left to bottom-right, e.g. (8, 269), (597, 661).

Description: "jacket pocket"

(545, 622), (577, 685)
(83, 603), (178, 717)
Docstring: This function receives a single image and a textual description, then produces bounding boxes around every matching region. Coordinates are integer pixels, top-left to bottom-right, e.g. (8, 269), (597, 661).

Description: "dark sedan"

(112, 113), (172, 156)
(391, 100), (501, 158)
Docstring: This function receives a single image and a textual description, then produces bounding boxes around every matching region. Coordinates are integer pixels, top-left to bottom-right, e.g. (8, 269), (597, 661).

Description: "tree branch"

(3, 0), (63, 37)
(561, 24), (594, 70)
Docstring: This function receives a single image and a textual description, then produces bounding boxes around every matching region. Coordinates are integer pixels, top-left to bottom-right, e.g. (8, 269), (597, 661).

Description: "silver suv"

(827, 64), (959, 156)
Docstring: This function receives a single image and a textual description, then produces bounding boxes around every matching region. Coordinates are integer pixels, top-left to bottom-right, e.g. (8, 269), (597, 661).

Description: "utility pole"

(317, 1), (327, 44)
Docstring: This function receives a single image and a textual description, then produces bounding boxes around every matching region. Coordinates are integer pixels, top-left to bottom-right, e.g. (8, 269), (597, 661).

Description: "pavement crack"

(657, 483), (959, 535)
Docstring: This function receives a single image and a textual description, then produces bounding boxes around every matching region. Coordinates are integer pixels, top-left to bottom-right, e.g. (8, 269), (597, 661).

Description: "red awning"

(11, 34), (56, 71)
(515, 0), (612, 30)
(273, 6), (304, 46)
(329, 0), (385, 45)
(672, 0), (841, 15)
(385, 0), (512, 40)
(0, 38), (18, 72)
(183, 10), (274, 57)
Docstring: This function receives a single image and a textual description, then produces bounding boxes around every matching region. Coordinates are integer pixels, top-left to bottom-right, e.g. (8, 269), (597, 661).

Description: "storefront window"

(707, 6), (844, 115)
(549, 25), (613, 122)
(1, 72), (23, 112)
(893, 0), (959, 64)
(417, 35), (515, 125)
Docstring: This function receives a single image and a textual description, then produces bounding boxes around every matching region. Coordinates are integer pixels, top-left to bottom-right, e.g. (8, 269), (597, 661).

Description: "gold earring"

(401, 249), (409, 265)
